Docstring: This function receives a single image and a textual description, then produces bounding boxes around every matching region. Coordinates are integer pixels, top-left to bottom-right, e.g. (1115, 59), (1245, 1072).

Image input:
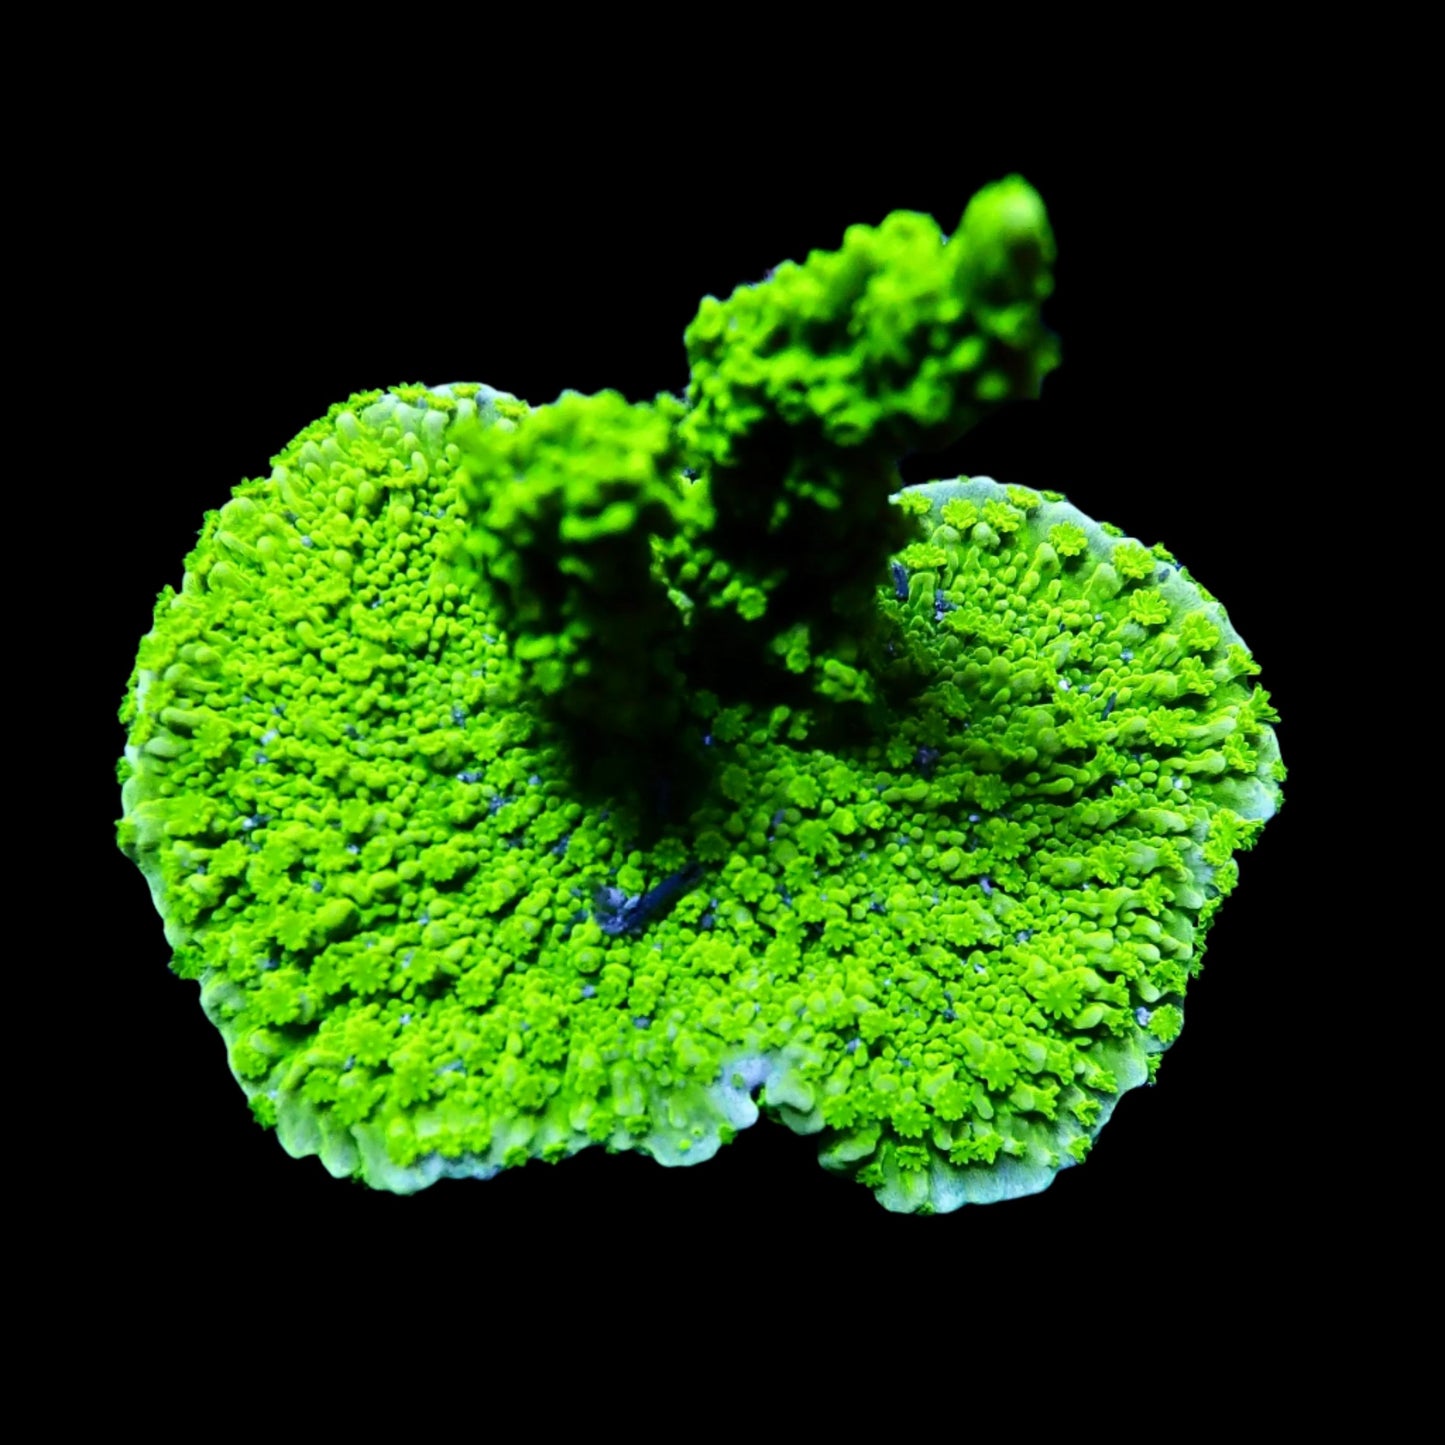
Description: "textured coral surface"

(118, 380), (1281, 1212)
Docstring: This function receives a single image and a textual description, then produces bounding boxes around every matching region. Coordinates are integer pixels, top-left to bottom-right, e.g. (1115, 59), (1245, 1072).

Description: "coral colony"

(117, 178), (1281, 1212)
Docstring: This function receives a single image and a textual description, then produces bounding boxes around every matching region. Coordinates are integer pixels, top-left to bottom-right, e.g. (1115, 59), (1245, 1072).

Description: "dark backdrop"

(84, 143), (1320, 1298)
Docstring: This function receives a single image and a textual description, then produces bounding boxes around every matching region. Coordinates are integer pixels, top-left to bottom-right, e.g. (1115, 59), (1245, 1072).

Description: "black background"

(78, 130), (1330, 1312)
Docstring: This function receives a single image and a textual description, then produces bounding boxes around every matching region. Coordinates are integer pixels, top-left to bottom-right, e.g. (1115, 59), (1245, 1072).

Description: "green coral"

(116, 180), (1282, 1213)
(680, 177), (1055, 676)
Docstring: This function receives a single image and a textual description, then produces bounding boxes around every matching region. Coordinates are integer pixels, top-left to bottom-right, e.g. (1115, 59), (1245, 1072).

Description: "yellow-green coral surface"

(117, 179), (1281, 1211)
(118, 380), (1280, 1212)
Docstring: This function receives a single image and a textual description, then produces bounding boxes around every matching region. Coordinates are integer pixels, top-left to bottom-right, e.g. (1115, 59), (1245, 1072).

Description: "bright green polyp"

(118, 381), (1280, 1211)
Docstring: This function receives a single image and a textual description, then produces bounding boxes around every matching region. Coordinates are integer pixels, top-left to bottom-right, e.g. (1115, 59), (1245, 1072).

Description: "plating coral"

(116, 180), (1281, 1212)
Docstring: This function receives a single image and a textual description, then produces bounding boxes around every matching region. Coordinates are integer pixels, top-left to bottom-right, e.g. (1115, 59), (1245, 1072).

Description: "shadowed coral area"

(116, 180), (1281, 1212)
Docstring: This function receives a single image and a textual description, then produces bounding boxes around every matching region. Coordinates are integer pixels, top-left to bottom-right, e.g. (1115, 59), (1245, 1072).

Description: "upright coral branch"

(674, 176), (1058, 694)
(456, 177), (1061, 803)
(450, 389), (709, 820)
